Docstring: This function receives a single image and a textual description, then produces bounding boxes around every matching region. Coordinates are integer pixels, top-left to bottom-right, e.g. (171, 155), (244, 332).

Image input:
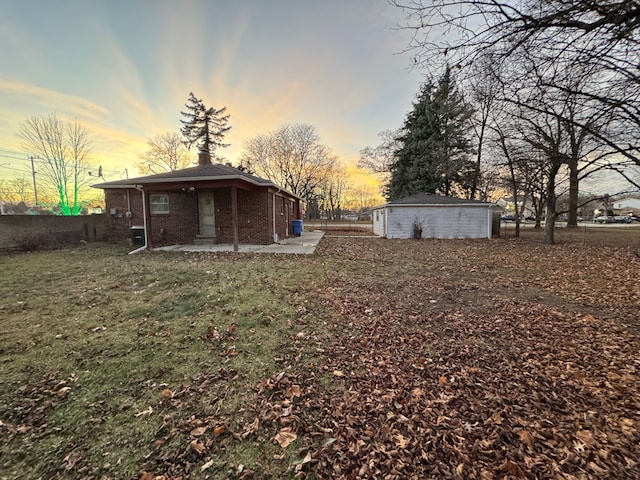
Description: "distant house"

(372, 193), (496, 239)
(92, 152), (301, 250)
(613, 198), (640, 215)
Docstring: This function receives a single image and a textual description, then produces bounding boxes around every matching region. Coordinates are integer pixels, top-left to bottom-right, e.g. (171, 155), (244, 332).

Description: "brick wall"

(148, 190), (198, 246)
(104, 189), (199, 246)
(103, 189), (142, 242)
(272, 193), (296, 241)
(215, 188), (272, 244)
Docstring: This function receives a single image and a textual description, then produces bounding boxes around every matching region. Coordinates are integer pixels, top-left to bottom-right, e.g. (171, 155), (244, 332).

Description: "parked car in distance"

(500, 214), (518, 222)
(613, 215), (633, 223)
(593, 215), (614, 223)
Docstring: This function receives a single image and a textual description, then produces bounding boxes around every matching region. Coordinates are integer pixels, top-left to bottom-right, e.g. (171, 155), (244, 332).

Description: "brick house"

(93, 152), (301, 250)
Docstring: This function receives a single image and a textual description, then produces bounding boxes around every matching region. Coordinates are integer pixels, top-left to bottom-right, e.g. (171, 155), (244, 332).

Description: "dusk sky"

(0, 0), (425, 181)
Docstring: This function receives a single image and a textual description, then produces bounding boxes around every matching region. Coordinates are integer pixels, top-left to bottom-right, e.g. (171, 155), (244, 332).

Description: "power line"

(30, 155), (38, 205)
(0, 154), (126, 174)
(0, 165), (28, 173)
(0, 154), (26, 161)
(3, 150), (130, 174)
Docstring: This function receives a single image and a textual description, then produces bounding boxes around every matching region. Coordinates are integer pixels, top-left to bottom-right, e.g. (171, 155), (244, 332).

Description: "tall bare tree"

(316, 163), (347, 220)
(467, 53), (503, 199)
(136, 131), (193, 174)
(0, 177), (30, 205)
(18, 113), (94, 215)
(240, 123), (338, 201)
(345, 182), (384, 213)
(358, 129), (401, 183)
(392, 0), (640, 171)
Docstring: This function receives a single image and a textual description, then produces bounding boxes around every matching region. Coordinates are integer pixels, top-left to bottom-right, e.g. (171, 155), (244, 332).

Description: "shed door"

(198, 192), (215, 236)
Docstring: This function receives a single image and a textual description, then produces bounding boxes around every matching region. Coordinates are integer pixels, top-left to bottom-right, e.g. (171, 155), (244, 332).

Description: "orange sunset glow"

(0, 0), (424, 204)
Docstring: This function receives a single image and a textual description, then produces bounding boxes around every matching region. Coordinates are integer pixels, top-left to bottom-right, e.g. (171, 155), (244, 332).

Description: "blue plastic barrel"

(292, 219), (303, 236)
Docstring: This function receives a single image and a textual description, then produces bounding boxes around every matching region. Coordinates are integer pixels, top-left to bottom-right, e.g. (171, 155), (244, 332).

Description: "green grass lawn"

(0, 245), (334, 479)
(1, 228), (639, 479)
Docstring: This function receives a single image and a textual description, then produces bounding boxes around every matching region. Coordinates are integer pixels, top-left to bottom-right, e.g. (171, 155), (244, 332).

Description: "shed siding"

(385, 206), (491, 239)
(372, 208), (385, 236)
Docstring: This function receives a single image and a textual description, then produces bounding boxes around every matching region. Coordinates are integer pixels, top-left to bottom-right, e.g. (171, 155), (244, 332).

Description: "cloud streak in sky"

(0, 0), (424, 178)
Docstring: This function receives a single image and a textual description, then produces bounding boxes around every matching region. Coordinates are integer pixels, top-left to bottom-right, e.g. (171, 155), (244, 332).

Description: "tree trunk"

(567, 156), (579, 227)
(534, 195), (544, 229)
(543, 165), (560, 245)
(543, 207), (556, 244)
(507, 153), (520, 237)
(470, 121), (485, 199)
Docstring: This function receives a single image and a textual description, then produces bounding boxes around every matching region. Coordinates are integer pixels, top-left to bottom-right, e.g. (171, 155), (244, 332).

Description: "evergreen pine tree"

(387, 68), (475, 200)
(180, 92), (231, 158)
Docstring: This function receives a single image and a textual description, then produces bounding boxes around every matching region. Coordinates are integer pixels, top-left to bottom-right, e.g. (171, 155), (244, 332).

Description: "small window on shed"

(376, 210), (380, 221)
(150, 194), (169, 214)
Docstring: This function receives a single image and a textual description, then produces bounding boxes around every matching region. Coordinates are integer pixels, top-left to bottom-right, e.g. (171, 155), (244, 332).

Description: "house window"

(150, 194), (169, 214)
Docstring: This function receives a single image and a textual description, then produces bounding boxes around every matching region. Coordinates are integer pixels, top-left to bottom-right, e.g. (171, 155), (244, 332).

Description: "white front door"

(198, 192), (215, 236)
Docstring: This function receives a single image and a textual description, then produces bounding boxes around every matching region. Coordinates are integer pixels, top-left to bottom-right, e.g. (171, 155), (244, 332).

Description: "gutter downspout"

(129, 185), (147, 255)
(126, 189), (132, 228)
(272, 187), (282, 243)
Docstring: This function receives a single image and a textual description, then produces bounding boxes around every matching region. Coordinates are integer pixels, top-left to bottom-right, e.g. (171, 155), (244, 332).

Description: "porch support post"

(231, 186), (239, 252)
(144, 189), (153, 249)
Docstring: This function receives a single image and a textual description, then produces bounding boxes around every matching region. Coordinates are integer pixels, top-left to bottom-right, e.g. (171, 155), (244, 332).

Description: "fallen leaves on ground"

(4, 235), (639, 479)
(276, 237), (640, 479)
(274, 427), (297, 448)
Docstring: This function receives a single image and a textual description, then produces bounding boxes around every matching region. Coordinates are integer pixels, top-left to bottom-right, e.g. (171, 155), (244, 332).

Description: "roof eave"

(92, 183), (137, 189)
(92, 176), (302, 200)
(376, 202), (496, 208)
(93, 174), (274, 188)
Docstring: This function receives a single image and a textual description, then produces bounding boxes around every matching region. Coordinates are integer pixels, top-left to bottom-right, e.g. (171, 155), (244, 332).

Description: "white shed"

(372, 193), (495, 239)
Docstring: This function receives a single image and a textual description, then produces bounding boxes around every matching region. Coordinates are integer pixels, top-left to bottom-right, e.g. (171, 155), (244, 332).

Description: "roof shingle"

(93, 163), (274, 188)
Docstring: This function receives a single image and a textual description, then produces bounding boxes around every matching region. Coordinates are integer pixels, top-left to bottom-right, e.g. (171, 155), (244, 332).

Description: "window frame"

(150, 194), (170, 214)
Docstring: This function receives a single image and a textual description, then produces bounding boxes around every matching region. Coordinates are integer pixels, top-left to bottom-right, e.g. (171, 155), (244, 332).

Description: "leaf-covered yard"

(1, 228), (639, 479)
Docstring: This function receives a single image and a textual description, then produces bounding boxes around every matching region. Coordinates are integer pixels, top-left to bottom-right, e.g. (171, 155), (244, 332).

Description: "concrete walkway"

(153, 230), (325, 254)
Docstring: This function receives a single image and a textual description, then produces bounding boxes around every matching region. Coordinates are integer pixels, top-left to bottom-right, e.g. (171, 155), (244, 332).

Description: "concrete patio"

(153, 230), (325, 254)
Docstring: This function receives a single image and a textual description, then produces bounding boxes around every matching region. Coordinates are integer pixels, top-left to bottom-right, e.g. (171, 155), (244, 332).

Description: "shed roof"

(377, 193), (495, 207)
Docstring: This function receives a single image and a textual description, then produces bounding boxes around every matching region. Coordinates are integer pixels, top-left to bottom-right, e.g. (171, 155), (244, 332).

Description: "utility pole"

(29, 155), (38, 207)
(0, 163), (7, 215)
